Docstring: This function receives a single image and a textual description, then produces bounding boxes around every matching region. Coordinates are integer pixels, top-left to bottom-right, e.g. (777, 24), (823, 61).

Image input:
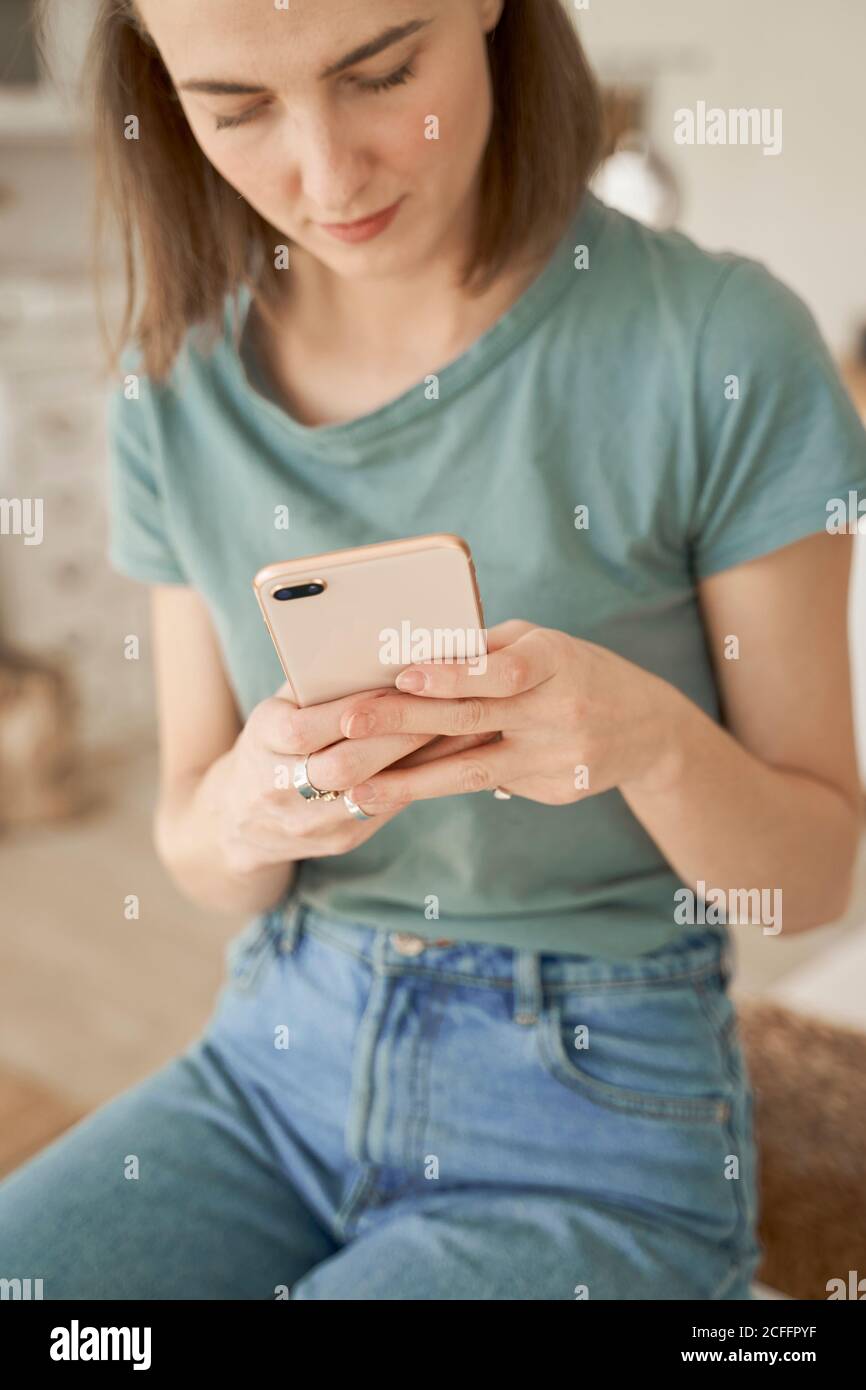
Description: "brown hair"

(39, 0), (602, 382)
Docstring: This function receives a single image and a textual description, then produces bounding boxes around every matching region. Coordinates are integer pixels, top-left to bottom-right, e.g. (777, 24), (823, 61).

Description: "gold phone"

(253, 533), (486, 707)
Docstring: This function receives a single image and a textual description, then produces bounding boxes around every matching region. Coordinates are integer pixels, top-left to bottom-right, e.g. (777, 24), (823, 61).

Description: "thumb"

(274, 678), (299, 705)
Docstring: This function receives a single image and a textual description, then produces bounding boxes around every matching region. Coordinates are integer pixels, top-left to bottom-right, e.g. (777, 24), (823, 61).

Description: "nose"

(288, 105), (373, 219)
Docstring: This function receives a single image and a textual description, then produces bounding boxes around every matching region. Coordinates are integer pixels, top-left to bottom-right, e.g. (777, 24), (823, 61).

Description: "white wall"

(577, 0), (866, 355)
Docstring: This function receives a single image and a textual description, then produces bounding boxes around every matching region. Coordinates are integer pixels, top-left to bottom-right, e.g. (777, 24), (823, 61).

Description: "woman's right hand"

(210, 680), (496, 875)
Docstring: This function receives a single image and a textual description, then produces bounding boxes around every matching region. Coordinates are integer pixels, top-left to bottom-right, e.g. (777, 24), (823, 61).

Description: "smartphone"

(253, 533), (486, 707)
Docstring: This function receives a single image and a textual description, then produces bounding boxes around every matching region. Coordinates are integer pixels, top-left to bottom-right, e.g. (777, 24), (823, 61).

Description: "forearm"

(621, 683), (864, 933)
(154, 751), (296, 916)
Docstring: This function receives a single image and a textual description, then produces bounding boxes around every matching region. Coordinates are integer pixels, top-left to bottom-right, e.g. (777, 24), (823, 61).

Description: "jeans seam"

(692, 980), (757, 1255)
(226, 913), (281, 993)
(404, 981), (447, 1172)
(345, 963), (393, 1167)
(333, 1165), (379, 1241)
(545, 961), (723, 995)
(708, 1245), (760, 1300)
(691, 976), (737, 1052)
(301, 917), (371, 967)
(536, 1001), (731, 1124)
(297, 917), (725, 993)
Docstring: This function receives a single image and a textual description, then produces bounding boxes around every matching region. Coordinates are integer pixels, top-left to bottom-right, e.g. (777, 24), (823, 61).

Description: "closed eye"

(354, 60), (416, 94)
(215, 102), (271, 131)
(213, 60), (416, 129)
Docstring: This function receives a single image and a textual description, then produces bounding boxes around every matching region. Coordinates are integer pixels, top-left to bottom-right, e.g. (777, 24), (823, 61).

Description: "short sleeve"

(106, 372), (189, 585)
(689, 259), (866, 579)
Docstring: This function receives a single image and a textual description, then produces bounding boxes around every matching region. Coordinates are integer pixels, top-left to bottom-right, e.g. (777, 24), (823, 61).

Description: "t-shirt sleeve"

(689, 258), (866, 579)
(106, 372), (189, 585)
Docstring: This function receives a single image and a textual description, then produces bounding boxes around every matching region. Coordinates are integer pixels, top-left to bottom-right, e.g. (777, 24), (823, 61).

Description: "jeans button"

(390, 932), (428, 957)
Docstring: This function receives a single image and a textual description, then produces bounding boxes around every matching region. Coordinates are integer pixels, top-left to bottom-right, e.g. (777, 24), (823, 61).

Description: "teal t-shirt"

(107, 193), (866, 958)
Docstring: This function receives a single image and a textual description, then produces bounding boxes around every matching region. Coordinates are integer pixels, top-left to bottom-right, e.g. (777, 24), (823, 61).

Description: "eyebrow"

(178, 17), (431, 95)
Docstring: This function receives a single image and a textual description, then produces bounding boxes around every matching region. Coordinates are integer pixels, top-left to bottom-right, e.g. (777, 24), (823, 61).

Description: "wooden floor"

(0, 1065), (83, 1179)
(0, 744), (243, 1121)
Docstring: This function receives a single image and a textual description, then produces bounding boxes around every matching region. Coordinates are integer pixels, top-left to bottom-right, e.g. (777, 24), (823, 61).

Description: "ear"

(479, 0), (506, 38)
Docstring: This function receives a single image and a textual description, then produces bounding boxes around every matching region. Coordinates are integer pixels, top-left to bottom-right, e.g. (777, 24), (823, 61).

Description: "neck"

(275, 193), (538, 362)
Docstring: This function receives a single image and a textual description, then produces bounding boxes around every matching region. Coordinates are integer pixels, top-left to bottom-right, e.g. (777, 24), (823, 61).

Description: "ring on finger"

(292, 752), (341, 802)
(343, 792), (373, 821)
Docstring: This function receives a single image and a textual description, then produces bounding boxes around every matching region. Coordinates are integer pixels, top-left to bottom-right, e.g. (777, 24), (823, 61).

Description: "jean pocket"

(536, 972), (735, 1124)
(225, 912), (283, 995)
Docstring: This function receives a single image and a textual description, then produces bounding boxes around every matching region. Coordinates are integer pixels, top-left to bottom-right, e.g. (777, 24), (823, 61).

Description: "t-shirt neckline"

(230, 190), (603, 460)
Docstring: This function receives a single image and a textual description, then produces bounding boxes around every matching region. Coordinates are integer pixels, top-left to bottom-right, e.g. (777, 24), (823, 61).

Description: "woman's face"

(135, 0), (503, 277)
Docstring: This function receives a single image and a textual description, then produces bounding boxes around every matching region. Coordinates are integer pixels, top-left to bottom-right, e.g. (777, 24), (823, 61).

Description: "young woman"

(3, 0), (865, 1300)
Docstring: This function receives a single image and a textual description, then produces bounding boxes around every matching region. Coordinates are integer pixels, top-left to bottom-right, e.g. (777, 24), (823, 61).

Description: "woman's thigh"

(0, 1044), (336, 1300)
(282, 914), (762, 1299)
(292, 1188), (759, 1300)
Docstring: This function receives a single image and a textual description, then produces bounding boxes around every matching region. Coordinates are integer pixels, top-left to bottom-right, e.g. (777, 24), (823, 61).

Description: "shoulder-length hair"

(39, 0), (602, 382)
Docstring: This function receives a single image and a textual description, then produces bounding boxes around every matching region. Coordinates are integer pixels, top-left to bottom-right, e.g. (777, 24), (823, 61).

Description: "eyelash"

(358, 60), (415, 95)
(215, 60), (416, 130)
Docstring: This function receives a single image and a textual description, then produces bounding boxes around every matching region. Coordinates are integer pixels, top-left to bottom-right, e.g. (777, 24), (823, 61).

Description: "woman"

(3, 0), (865, 1300)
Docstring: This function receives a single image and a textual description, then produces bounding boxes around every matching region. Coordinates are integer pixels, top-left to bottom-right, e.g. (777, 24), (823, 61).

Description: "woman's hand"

(209, 680), (500, 875)
(337, 620), (683, 809)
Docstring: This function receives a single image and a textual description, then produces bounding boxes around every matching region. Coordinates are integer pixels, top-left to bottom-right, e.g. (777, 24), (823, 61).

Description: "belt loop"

(276, 894), (304, 954)
(372, 929), (389, 974)
(513, 949), (542, 1026)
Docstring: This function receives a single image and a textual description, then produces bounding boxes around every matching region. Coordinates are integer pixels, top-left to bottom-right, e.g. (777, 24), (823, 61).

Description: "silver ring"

(343, 792), (373, 820)
(492, 786), (512, 800)
(292, 753), (341, 802)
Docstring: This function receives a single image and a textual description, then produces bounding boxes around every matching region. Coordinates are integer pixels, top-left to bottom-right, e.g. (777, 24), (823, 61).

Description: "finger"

(262, 684), (396, 756)
(272, 787), (401, 834)
(354, 626), (556, 708)
(339, 687), (535, 739)
(347, 740), (522, 806)
(485, 619), (538, 651)
(303, 732), (437, 794)
(280, 735), (502, 824)
(388, 730), (502, 769)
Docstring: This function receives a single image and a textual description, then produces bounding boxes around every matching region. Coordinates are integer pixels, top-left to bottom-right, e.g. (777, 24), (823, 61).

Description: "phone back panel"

(254, 534), (485, 707)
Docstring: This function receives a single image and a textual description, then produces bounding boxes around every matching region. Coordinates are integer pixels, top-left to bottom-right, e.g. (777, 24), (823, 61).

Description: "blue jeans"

(0, 898), (761, 1299)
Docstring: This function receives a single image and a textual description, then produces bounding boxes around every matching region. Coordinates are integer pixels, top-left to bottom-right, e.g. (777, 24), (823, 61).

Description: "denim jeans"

(0, 897), (762, 1299)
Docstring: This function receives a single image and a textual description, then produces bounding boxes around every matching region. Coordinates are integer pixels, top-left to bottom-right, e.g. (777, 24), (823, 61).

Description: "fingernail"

(351, 782), (375, 801)
(345, 713), (374, 737)
(396, 669), (426, 692)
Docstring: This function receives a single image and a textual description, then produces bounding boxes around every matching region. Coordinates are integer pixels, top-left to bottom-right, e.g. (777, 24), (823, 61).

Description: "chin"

(317, 233), (431, 279)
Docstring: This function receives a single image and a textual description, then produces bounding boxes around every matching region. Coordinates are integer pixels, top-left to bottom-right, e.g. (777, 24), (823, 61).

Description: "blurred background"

(0, 0), (864, 1297)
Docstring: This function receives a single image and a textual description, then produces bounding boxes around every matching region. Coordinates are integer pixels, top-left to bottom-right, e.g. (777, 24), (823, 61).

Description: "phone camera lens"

(272, 582), (325, 601)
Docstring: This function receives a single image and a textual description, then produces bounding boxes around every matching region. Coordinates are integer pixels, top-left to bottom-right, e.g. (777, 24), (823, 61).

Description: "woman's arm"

(148, 586), (496, 916)
(619, 530), (864, 933)
(150, 585), (297, 915)
(335, 531), (864, 936)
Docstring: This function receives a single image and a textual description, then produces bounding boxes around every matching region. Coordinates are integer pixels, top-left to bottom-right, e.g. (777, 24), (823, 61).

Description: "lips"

(319, 197), (404, 243)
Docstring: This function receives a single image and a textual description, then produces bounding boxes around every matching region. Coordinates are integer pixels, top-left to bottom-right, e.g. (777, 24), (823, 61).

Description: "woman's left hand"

(339, 620), (682, 809)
